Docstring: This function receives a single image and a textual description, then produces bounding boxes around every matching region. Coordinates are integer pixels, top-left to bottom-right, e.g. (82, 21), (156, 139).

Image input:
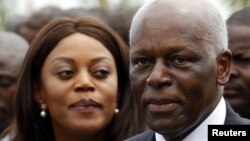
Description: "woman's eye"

(93, 69), (110, 79)
(57, 70), (75, 79)
(92, 66), (110, 79)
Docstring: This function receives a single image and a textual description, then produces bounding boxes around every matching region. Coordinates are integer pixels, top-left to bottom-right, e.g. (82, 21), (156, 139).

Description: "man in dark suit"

(224, 7), (250, 119)
(127, 0), (250, 141)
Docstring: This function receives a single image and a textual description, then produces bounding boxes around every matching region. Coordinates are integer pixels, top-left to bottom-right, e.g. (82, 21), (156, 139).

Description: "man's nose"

(229, 62), (239, 80)
(146, 60), (172, 89)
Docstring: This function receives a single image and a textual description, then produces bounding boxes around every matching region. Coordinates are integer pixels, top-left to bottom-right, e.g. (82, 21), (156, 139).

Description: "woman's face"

(35, 33), (118, 139)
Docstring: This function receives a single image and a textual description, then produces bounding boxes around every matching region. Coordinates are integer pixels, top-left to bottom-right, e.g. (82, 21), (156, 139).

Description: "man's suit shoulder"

(225, 101), (250, 125)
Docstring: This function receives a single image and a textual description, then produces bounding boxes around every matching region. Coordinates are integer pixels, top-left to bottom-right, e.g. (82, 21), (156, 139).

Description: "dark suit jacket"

(125, 101), (250, 141)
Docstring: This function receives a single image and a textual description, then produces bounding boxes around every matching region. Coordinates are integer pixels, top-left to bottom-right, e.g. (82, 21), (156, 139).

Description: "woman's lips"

(69, 99), (102, 113)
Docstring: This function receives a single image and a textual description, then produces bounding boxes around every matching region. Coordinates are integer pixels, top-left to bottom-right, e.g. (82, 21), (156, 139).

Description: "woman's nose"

(74, 71), (95, 92)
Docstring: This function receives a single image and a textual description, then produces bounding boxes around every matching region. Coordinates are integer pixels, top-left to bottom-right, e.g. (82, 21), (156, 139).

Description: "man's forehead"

(130, 0), (209, 38)
(130, 14), (209, 49)
(137, 0), (207, 19)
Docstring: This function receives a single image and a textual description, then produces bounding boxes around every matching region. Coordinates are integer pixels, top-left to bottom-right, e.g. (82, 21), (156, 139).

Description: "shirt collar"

(155, 97), (226, 141)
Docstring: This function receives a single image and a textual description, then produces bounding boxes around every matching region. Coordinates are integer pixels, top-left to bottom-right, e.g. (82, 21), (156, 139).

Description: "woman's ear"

(33, 82), (46, 104)
(217, 49), (232, 85)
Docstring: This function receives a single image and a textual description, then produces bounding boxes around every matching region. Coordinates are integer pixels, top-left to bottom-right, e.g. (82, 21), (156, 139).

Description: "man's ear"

(33, 82), (46, 104)
(217, 49), (232, 85)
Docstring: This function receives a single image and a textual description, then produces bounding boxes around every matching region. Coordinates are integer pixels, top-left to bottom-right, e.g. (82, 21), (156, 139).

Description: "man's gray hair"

(129, 0), (228, 53)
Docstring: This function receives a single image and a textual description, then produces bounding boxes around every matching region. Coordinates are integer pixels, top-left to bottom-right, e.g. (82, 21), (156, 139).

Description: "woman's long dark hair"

(2, 17), (144, 141)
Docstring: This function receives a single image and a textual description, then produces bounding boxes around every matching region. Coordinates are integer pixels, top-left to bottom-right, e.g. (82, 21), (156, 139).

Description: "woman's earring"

(115, 108), (119, 114)
(40, 104), (47, 118)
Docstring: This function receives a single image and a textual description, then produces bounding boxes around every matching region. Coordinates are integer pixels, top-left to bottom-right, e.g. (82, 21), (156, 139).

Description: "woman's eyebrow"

(50, 57), (76, 65)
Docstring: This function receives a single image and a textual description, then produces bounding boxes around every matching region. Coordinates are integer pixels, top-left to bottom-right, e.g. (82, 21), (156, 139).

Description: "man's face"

(224, 25), (250, 118)
(130, 13), (223, 138)
(0, 50), (21, 121)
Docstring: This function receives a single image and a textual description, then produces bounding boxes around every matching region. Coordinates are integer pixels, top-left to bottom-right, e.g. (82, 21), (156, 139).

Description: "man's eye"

(234, 58), (250, 65)
(136, 58), (151, 67)
(57, 70), (75, 79)
(172, 57), (188, 65)
(0, 76), (16, 88)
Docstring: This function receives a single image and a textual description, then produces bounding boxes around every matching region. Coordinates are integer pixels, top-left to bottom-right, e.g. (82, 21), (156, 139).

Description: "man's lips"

(148, 103), (179, 112)
(224, 89), (239, 97)
(224, 83), (242, 97)
(143, 90), (186, 114)
(145, 99), (182, 113)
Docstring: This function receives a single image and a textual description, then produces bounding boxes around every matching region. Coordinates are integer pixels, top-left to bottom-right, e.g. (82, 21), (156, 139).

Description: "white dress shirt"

(155, 97), (226, 141)
(1, 135), (10, 141)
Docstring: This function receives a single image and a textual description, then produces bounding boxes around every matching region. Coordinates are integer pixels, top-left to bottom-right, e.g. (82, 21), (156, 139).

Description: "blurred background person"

(59, 7), (109, 25)
(0, 31), (29, 134)
(59, 7), (135, 46)
(2, 1), (140, 46)
(224, 7), (250, 119)
(106, 8), (136, 45)
(2, 0), (250, 32)
(6, 15), (27, 34)
(18, 6), (62, 43)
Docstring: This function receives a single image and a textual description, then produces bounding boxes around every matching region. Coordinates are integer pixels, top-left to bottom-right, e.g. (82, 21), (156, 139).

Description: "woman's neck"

(54, 130), (105, 141)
